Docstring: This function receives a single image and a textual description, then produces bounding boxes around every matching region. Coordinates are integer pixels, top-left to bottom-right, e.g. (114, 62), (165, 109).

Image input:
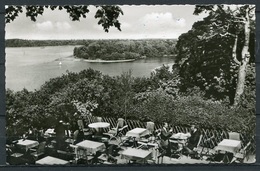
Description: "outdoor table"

(126, 128), (150, 140)
(121, 147), (152, 163)
(88, 122), (110, 129)
(215, 139), (242, 154)
(215, 139), (242, 163)
(167, 155), (210, 164)
(44, 128), (56, 138)
(76, 140), (106, 155)
(170, 133), (190, 144)
(169, 133), (190, 152)
(16, 139), (39, 151)
(36, 156), (69, 165)
(65, 138), (74, 144)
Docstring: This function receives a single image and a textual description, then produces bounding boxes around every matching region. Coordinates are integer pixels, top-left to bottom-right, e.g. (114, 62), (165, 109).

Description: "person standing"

(55, 120), (66, 150)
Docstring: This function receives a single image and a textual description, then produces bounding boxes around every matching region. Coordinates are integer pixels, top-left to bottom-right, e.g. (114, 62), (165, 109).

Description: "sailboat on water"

(58, 53), (62, 66)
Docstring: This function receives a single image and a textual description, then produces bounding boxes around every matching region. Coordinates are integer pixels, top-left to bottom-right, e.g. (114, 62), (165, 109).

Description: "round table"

(88, 122), (110, 129)
(170, 133), (190, 149)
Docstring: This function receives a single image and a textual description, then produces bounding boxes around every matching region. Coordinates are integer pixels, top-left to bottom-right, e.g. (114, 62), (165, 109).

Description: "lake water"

(6, 46), (175, 91)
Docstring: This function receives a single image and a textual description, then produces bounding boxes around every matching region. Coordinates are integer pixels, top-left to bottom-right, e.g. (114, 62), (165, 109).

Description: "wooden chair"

(69, 144), (79, 163)
(75, 147), (94, 164)
(139, 122), (155, 144)
(77, 120), (84, 130)
(95, 117), (102, 122)
(228, 132), (240, 141)
(8, 152), (24, 165)
(147, 122), (155, 134)
(231, 141), (252, 163)
(30, 141), (46, 159)
(198, 135), (215, 158)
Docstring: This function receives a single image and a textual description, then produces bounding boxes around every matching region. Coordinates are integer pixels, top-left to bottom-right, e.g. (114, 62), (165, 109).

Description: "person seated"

(160, 122), (173, 155)
(184, 125), (201, 156)
(23, 126), (37, 140)
(160, 123), (173, 144)
(73, 127), (85, 145)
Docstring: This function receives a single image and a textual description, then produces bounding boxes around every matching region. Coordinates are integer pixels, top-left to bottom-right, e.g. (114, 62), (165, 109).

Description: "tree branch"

(234, 17), (246, 21)
(249, 6), (256, 12)
(233, 20), (246, 24)
(212, 22), (221, 27)
(220, 32), (236, 37)
(232, 35), (241, 65)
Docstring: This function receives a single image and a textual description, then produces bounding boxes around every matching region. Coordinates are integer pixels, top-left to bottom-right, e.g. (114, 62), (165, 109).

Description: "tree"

(5, 5), (123, 32)
(175, 5), (255, 106)
(194, 5), (255, 107)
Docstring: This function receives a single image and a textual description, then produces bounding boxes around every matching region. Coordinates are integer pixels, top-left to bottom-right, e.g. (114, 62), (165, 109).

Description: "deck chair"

(147, 122), (155, 134)
(77, 120), (85, 130)
(157, 142), (167, 164)
(95, 117), (102, 122)
(142, 122), (155, 141)
(30, 141), (46, 159)
(69, 144), (79, 163)
(138, 122), (156, 149)
(198, 135), (215, 158)
(107, 118), (124, 134)
(104, 118), (128, 142)
(168, 140), (182, 159)
(98, 145), (118, 164)
(231, 141), (252, 163)
(74, 147), (94, 164)
(228, 132), (240, 141)
(189, 134), (203, 159)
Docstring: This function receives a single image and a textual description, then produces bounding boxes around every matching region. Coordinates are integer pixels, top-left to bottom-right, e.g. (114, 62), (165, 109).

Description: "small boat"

(59, 61), (62, 65)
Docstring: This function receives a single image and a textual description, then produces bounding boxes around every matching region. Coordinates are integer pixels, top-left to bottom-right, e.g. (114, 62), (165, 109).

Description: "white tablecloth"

(16, 139), (39, 151)
(121, 147), (152, 161)
(170, 133), (189, 144)
(215, 139), (242, 154)
(88, 122), (110, 128)
(44, 128), (55, 137)
(76, 140), (106, 154)
(36, 156), (69, 165)
(126, 128), (150, 140)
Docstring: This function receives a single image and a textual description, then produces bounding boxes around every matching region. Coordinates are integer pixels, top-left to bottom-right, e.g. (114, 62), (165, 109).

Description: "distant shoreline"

(58, 56), (136, 63)
(81, 58), (136, 63)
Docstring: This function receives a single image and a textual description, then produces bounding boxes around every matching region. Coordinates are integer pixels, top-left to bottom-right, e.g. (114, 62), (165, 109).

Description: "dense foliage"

(6, 67), (255, 137)
(6, 5), (255, 141)
(6, 5), (123, 33)
(5, 39), (87, 47)
(174, 5), (255, 106)
(73, 39), (177, 60)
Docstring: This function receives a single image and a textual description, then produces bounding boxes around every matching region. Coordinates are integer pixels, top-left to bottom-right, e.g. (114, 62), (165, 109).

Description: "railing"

(85, 115), (255, 153)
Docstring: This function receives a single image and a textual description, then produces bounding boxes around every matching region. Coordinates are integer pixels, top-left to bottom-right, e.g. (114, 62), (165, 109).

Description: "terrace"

(6, 116), (255, 165)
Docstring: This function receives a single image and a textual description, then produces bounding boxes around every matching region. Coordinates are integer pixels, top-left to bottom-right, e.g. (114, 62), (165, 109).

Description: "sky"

(5, 5), (209, 40)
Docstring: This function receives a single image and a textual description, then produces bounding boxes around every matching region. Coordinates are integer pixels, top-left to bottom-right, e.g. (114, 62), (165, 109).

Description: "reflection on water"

(6, 46), (175, 91)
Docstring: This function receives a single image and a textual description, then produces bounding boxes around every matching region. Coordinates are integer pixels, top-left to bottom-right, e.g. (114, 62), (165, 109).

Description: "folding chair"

(231, 141), (252, 163)
(75, 146), (94, 164)
(30, 141), (46, 160)
(228, 132), (240, 141)
(104, 118), (128, 143)
(95, 117), (102, 122)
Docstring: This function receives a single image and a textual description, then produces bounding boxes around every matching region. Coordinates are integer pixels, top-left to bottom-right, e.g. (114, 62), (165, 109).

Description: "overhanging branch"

(232, 35), (241, 65)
